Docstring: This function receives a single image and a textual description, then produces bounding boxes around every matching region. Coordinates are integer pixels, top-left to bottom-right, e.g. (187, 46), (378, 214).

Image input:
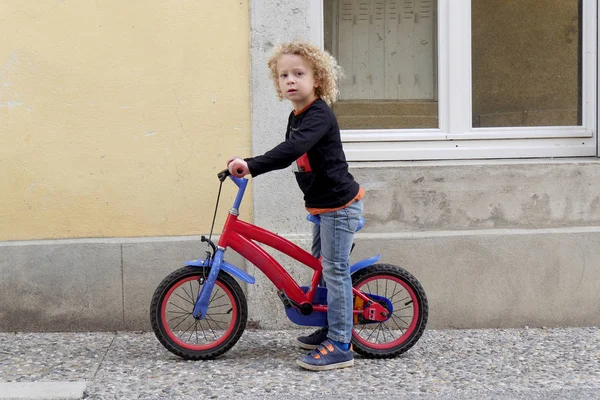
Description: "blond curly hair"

(267, 41), (343, 105)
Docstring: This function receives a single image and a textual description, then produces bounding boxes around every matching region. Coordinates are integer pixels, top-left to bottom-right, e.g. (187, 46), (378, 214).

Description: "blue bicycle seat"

(306, 214), (365, 233)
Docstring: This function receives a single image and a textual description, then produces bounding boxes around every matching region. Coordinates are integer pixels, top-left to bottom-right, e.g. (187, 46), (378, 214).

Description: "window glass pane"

(472, 0), (582, 128)
(324, 0), (438, 130)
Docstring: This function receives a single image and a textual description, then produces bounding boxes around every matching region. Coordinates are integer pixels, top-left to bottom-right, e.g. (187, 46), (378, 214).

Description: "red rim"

(160, 275), (238, 351)
(353, 274), (420, 350)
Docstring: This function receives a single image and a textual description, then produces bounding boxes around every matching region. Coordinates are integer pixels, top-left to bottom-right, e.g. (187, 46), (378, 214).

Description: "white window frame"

(309, 0), (599, 161)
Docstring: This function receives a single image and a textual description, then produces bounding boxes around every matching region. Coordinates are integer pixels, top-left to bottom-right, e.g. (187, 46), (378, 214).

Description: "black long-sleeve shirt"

(246, 98), (360, 209)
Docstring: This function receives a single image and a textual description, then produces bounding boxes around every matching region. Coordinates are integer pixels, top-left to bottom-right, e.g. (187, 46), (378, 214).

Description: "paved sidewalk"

(0, 327), (599, 399)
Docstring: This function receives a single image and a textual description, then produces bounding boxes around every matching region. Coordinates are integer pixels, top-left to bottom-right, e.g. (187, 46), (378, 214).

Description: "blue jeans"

(311, 199), (364, 344)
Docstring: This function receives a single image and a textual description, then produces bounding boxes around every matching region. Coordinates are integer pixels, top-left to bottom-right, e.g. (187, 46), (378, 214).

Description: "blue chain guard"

(285, 286), (328, 326)
(285, 287), (394, 326)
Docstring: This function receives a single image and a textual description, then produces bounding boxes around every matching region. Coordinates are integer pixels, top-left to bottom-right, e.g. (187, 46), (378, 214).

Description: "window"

(325, 0), (438, 130)
(472, 0), (582, 128)
(313, 0), (597, 160)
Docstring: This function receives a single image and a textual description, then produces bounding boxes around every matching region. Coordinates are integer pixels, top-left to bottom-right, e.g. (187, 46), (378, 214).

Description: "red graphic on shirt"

(296, 153), (312, 172)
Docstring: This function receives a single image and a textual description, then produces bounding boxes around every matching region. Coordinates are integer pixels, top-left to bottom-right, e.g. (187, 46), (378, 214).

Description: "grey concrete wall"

(353, 228), (600, 329)
(249, 0), (314, 236)
(355, 159), (600, 232)
(249, 226), (600, 330)
(0, 237), (244, 331)
(0, 240), (123, 331)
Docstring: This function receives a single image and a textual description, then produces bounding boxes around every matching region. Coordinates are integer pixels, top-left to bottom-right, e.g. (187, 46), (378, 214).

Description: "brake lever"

(217, 169), (230, 182)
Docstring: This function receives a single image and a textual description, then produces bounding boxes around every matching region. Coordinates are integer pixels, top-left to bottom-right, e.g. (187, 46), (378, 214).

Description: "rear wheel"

(150, 266), (247, 360)
(351, 263), (428, 358)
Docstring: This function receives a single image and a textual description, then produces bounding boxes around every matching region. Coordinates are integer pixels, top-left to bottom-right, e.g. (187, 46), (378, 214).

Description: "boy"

(227, 41), (364, 371)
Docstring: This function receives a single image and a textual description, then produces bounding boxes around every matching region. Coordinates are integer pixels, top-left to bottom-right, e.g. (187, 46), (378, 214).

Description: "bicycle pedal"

(277, 290), (293, 309)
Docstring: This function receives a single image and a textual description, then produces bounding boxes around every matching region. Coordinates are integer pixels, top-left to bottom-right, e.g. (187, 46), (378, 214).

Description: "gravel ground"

(0, 327), (599, 399)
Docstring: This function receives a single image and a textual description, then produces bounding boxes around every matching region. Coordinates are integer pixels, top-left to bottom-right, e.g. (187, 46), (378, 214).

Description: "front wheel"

(150, 266), (248, 360)
(352, 263), (428, 358)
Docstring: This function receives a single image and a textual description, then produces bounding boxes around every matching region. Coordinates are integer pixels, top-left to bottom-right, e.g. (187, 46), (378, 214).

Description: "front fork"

(191, 248), (224, 320)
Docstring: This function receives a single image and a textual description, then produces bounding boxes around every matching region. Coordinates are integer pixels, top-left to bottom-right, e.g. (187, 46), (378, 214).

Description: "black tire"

(351, 263), (428, 358)
(150, 266), (247, 360)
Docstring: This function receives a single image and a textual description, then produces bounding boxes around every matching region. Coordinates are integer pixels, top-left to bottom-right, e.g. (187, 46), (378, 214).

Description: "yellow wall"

(0, 1), (251, 240)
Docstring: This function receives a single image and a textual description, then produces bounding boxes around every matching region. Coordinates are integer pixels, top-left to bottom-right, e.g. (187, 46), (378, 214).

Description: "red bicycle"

(150, 170), (428, 360)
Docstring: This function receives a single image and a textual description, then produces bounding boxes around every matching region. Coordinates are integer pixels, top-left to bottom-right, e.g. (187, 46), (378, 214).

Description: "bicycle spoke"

(167, 309), (191, 316)
(391, 295), (411, 306)
(389, 314), (406, 331)
(383, 321), (398, 339)
(169, 311), (194, 328)
(172, 292), (195, 307)
(198, 317), (208, 342)
(205, 315), (228, 330)
(392, 303), (413, 311)
(380, 322), (387, 343)
(209, 291), (227, 305)
(391, 314), (411, 327)
(188, 321), (198, 342)
(205, 303), (230, 309)
(168, 301), (193, 314)
(377, 323), (384, 343)
(391, 292), (409, 303)
(388, 285), (402, 302)
(209, 288), (220, 303)
(365, 325), (377, 342)
(177, 323), (195, 340)
(167, 310), (191, 320)
(203, 313), (219, 339)
(185, 281), (195, 303)
(167, 314), (191, 328)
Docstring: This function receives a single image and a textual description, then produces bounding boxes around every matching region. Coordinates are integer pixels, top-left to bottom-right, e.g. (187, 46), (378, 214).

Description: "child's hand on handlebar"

(227, 157), (249, 178)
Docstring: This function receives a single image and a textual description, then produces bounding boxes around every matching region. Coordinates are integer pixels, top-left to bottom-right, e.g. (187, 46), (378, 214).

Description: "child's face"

(276, 54), (319, 111)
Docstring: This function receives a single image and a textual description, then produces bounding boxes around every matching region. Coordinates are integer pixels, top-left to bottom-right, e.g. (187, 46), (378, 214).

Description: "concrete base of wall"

(355, 227), (600, 329)
(0, 237), (244, 331)
(244, 227), (600, 330)
(2, 227), (599, 331)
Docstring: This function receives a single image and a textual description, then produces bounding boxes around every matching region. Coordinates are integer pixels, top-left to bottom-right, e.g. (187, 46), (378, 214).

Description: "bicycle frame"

(190, 175), (381, 322)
